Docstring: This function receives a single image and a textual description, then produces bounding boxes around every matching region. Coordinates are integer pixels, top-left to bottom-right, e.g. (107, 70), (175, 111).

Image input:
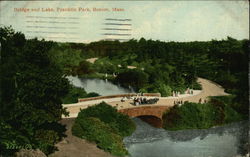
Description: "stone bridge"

(118, 105), (169, 119)
(63, 78), (228, 118)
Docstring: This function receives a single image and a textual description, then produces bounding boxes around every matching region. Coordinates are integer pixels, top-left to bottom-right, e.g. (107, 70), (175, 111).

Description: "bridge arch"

(118, 105), (169, 119)
(118, 106), (169, 128)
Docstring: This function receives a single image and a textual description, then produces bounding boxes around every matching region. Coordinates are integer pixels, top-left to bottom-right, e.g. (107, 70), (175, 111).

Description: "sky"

(0, 1), (249, 43)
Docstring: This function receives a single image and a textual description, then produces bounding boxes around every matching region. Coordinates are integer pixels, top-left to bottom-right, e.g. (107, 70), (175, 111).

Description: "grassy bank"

(162, 96), (244, 131)
(62, 85), (99, 104)
(72, 102), (136, 156)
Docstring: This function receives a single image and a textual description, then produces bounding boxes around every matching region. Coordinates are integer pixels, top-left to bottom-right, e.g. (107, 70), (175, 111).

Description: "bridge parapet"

(118, 105), (169, 119)
(78, 93), (161, 102)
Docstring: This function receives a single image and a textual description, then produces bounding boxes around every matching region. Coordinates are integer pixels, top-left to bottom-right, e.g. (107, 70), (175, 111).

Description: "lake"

(67, 76), (249, 157)
(66, 76), (134, 96)
(124, 118), (249, 157)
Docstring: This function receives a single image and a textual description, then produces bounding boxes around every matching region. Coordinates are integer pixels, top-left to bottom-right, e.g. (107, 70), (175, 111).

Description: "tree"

(72, 102), (135, 156)
(74, 60), (94, 75)
(0, 26), (69, 155)
(115, 69), (149, 90)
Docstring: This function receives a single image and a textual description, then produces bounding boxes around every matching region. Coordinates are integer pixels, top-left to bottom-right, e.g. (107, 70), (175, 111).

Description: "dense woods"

(0, 26), (248, 156)
(50, 36), (248, 116)
(0, 27), (70, 155)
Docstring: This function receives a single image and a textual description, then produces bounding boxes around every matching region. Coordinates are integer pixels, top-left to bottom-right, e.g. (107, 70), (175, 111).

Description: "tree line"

(0, 26), (248, 156)
(58, 36), (248, 116)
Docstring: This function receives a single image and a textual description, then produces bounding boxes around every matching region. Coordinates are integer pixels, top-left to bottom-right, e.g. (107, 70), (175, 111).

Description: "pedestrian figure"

(121, 97), (125, 102)
(143, 97), (147, 104)
(199, 98), (202, 103)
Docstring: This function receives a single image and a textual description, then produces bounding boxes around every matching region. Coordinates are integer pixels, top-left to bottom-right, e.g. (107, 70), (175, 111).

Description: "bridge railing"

(78, 93), (161, 102)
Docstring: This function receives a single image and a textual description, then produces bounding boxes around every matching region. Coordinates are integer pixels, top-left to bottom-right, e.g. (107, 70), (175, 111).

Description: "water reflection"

(124, 118), (248, 157)
(66, 76), (134, 96)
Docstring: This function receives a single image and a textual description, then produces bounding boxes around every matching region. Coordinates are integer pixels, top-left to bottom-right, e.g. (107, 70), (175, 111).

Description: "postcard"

(0, 1), (249, 157)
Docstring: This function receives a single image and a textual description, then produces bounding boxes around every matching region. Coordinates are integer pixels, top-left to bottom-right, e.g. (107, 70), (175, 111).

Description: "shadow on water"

(138, 115), (163, 128)
(165, 120), (249, 156)
(124, 118), (249, 157)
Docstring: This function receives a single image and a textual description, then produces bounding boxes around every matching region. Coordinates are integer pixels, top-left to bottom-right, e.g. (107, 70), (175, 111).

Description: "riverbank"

(124, 118), (249, 157)
(63, 77), (227, 118)
(49, 118), (249, 157)
(49, 118), (115, 157)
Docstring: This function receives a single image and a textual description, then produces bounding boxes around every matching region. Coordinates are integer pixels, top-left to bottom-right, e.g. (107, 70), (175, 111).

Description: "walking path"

(63, 78), (228, 118)
(86, 57), (98, 63)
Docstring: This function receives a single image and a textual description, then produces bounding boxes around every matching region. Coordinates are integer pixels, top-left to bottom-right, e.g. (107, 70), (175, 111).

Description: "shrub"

(153, 83), (172, 97)
(76, 102), (135, 137)
(163, 97), (243, 130)
(72, 102), (135, 156)
(62, 85), (100, 104)
(115, 69), (149, 90)
(163, 102), (216, 130)
(192, 81), (202, 90)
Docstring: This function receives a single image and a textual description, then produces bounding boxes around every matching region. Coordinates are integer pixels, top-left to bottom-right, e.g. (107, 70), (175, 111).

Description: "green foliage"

(76, 102), (135, 137)
(48, 43), (84, 74)
(72, 117), (128, 156)
(73, 60), (95, 75)
(87, 92), (100, 97)
(93, 57), (119, 74)
(34, 129), (60, 154)
(163, 103), (215, 130)
(156, 83), (172, 97)
(72, 102), (135, 156)
(1, 26), (247, 155)
(115, 69), (149, 90)
(192, 81), (202, 90)
(149, 82), (172, 97)
(209, 96), (243, 122)
(224, 105), (242, 123)
(0, 26), (69, 155)
(47, 37), (248, 112)
(62, 85), (100, 104)
(0, 118), (31, 155)
(163, 96), (243, 131)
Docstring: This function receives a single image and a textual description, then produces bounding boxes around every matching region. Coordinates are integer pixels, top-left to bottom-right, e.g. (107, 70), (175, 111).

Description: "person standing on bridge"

(199, 98), (202, 103)
(191, 89), (194, 95)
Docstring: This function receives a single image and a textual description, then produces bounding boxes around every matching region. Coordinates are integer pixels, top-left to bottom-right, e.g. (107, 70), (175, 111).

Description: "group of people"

(173, 98), (208, 107)
(172, 88), (194, 97)
(120, 95), (159, 106)
(174, 100), (184, 106)
(186, 88), (194, 95)
(133, 97), (159, 106)
(172, 91), (180, 97)
(199, 98), (207, 104)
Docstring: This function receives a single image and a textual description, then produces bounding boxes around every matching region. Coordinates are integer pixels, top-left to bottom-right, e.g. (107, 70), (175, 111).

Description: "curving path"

(62, 78), (229, 118)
